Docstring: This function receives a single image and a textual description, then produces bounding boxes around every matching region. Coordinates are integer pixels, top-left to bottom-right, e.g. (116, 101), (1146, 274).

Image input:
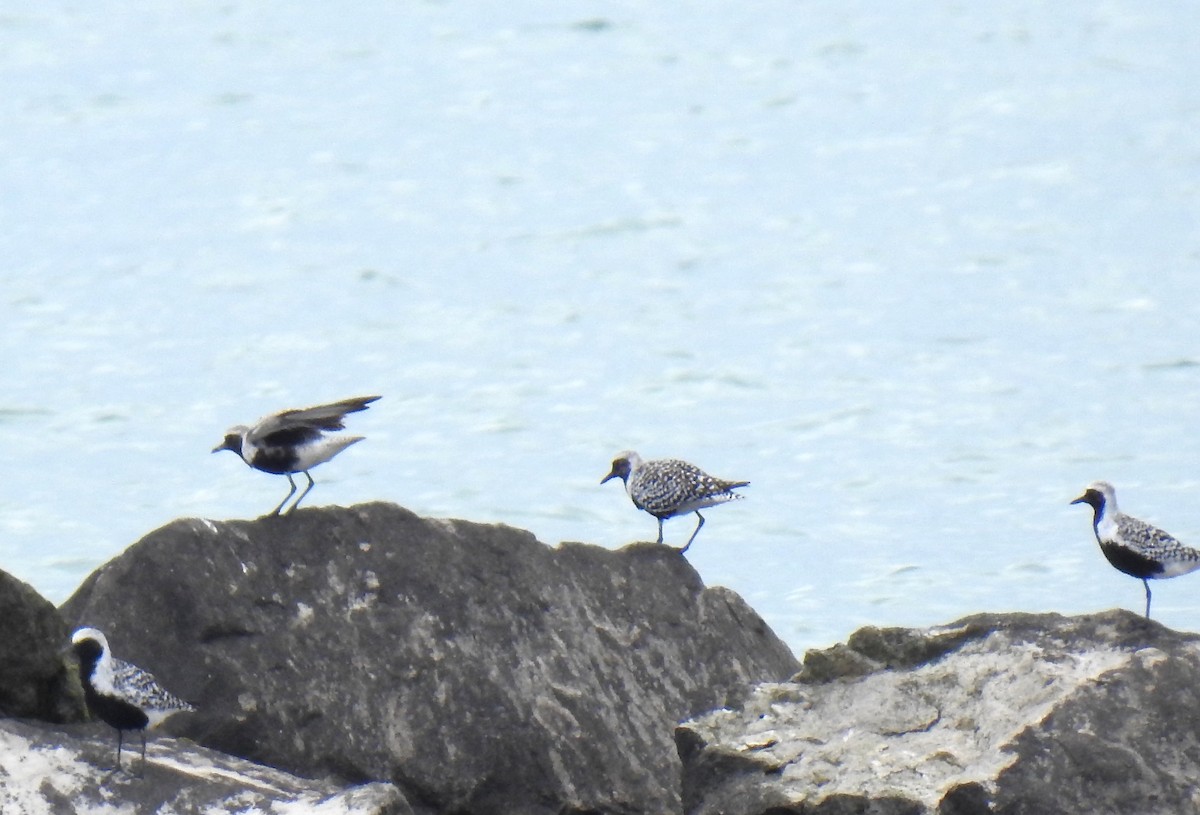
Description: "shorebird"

(70, 627), (195, 771)
(602, 450), (748, 553)
(213, 395), (380, 516)
(1071, 480), (1200, 619)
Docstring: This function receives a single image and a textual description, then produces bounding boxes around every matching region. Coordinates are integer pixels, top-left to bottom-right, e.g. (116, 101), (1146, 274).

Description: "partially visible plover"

(213, 395), (380, 516)
(602, 450), (748, 553)
(70, 627), (195, 771)
(1071, 480), (1200, 619)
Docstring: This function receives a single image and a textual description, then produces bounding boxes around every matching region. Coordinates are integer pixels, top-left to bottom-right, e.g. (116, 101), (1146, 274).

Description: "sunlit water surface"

(3, 2), (1200, 653)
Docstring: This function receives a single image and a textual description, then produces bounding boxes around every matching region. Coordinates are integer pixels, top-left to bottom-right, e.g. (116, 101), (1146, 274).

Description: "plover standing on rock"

(70, 627), (195, 771)
(1071, 480), (1200, 619)
(602, 450), (748, 553)
(213, 395), (380, 516)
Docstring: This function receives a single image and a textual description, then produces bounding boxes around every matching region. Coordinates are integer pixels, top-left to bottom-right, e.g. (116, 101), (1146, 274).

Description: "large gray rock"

(676, 610), (1200, 815)
(0, 568), (85, 722)
(61, 502), (799, 815)
(0, 717), (407, 815)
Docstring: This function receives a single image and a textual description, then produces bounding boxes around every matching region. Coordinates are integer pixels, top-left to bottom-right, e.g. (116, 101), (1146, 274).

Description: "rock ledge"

(677, 611), (1200, 815)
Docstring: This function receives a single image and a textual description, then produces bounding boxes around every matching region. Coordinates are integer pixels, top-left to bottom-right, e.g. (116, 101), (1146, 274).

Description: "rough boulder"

(61, 501), (799, 815)
(676, 610), (1200, 815)
(0, 568), (84, 722)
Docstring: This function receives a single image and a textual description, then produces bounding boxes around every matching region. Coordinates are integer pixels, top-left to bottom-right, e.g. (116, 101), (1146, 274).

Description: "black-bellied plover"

(213, 395), (380, 516)
(70, 627), (195, 771)
(1071, 480), (1200, 619)
(602, 450), (748, 553)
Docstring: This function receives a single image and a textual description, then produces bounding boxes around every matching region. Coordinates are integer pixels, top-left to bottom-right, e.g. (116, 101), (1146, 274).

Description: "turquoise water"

(3, 2), (1200, 652)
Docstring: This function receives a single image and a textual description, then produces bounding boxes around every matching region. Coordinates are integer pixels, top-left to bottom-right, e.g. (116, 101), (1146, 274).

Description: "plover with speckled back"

(71, 627), (195, 771)
(213, 395), (380, 516)
(1071, 480), (1200, 619)
(602, 450), (748, 553)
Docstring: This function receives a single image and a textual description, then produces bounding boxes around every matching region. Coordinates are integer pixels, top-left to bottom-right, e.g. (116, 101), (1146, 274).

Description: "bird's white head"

(212, 426), (249, 457)
(1071, 480), (1117, 515)
(601, 450), (642, 484)
(70, 627), (112, 671)
(71, 626), (109, 651)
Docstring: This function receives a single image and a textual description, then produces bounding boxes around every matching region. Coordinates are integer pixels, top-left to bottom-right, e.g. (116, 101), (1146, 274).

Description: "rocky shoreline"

(3, 503), (1197, 814)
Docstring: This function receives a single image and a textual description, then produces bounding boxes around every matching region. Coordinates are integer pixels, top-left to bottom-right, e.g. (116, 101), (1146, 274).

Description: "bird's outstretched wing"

(251, 395), (380, 441)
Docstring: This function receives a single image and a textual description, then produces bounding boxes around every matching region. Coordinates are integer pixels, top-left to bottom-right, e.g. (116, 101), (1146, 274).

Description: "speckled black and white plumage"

(71, 627), (195, 770)
(1071, 480), (1200, 619)
(602, 450), (748, 553)
(213, 395), (380, 516)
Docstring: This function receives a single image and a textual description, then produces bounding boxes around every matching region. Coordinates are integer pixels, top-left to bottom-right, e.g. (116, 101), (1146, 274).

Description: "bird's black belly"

(1099, 542), (1166, 580)
(249, 446), (299, 475)
(85, 689), (150, 732)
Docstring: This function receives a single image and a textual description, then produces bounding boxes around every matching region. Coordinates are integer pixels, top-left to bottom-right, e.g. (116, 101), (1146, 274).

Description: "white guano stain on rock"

(294, 602), (314, 627)
(0, 719), (406, 815)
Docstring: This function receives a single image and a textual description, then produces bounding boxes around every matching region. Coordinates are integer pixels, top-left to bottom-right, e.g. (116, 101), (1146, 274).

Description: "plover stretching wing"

(70, 627), (194, 771)
(213, 395), (380, 516)
(1071, 480), (1200, 619)
(602, 450), (748, 553)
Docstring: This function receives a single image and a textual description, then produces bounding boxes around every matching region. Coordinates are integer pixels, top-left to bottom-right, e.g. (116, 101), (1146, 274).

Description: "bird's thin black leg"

(680, 512), (705, 554)
(116, 730), (124, 771)
(139, 731), (147, 773)
(656, 517), (664, 545)
(287, 471), (316, 514)
(269, 474), (298, 516)
(1143, 579), (1152, 619)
